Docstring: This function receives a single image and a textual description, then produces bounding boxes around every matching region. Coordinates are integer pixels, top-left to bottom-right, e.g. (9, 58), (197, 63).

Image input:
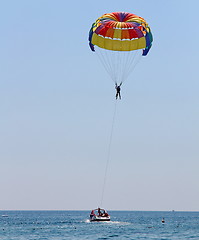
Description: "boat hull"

(90, 216), (110, 222)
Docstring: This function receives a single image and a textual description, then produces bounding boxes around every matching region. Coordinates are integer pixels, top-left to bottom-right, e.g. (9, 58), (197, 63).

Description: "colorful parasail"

(89, 12), (152, 55)
(88, 12), (153, 85)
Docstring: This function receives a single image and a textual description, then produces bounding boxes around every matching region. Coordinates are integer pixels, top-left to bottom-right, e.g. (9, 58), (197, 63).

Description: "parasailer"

(89, 12), (153, 99)
(115, 83), (122, 100)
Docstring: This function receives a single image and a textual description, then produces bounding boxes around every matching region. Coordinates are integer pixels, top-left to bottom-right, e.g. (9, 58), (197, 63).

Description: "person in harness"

(115, 83), (122, 99)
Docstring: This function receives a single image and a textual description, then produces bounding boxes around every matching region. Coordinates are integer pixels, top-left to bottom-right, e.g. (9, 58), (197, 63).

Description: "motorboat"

(90, 208), (110, 222)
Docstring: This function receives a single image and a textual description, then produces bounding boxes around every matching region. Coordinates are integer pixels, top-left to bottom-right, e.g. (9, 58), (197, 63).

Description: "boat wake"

(85, 219), (130, 225)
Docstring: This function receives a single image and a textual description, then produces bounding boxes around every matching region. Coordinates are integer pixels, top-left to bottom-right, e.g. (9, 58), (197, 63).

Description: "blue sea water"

(0, 211), (199, 239)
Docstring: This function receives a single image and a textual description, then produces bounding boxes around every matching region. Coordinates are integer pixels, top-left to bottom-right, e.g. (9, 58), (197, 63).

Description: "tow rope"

(100, 99), (118, 207)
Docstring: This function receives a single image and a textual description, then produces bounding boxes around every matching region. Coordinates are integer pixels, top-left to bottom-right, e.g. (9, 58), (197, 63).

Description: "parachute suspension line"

(120, 51), (127, 84)
(107, 49), (121, 84)
(104, 49), (116, 82)
(96, 47), (142, 86)
(116, 50), (121, 84)
(119, 51), (134, 84)
(95, 50), (110, 77)
(121, 51), (135, 83)
(122, 51), (130, 83)
(125, 52), (142, 81)
(120, 38), (141, 84)
(100, 100), (118, 207)
(123, 40), (142, 83)
(116, 51), (122, 84)
(108, 50), (118, 84)
(96, 48), (116, 83)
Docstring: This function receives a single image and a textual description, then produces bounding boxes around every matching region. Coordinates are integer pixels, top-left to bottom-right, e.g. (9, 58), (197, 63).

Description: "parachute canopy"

(89, 12), (153, 56)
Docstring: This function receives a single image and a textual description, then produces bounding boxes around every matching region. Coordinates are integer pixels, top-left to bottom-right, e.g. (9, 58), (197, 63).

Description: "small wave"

(107, 221), (130, 225)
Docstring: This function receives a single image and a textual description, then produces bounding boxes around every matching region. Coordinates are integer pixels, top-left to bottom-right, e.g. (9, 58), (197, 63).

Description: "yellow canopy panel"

(92, 33), (146, 51)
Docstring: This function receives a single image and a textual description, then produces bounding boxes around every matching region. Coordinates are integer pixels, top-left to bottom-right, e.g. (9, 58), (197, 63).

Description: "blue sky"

(0, 0), (199, 211)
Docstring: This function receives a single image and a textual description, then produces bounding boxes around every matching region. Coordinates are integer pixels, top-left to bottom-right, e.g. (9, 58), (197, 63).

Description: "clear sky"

(0, 0), (199, 211)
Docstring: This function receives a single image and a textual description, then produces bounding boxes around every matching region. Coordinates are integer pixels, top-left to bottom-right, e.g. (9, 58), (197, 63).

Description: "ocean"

(0, 210), (199, 239)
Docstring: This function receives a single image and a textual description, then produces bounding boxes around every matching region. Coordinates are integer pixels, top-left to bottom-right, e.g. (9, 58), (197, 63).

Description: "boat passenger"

(104, 212), (109, 217)
(98, 208), (102, 216)
(90, 210), (95, 218)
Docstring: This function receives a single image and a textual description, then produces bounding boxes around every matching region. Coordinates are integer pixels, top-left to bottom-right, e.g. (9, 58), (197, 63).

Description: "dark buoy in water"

(162, 218), (165, 223)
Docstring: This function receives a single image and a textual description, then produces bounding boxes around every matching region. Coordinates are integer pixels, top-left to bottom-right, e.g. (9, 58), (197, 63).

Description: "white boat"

(90, 208), (110, 222)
